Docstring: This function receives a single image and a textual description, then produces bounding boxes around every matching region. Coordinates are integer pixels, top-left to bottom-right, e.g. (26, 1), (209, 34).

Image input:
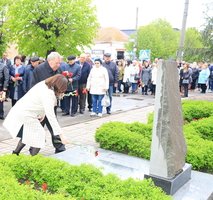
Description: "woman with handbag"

(86, 58), (109, 117)
(180, 63), (192, 97)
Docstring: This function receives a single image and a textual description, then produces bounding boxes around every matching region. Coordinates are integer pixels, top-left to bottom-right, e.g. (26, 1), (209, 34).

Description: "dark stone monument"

(144, 60), (191, 195)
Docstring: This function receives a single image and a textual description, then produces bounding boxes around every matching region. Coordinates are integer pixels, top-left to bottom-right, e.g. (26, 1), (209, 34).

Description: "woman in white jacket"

(86, 58), (109, 117)
(3, 74), (69, 155)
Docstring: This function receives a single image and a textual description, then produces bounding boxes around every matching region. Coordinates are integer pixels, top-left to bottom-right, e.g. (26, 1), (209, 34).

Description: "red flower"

(41, 182), (48, 192)
(62, 71), (69, 77)
(62, 71), (73, 78)
(15, 73), (20, 78)
(68, 72), (73, 78)
(82, 88), (87, 94)
(95, 151), (99, 157)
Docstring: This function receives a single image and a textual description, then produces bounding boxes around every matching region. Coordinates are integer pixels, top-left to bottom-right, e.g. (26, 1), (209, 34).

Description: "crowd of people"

(0, 51), (212, 155)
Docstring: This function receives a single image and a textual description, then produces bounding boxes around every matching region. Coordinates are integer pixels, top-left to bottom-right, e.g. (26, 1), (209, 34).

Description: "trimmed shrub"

(184, 123), (213, 173)
(188, 116), (213, 141)
(147, 100), (213, 124)
(182, 100), (213, 122)
(0, 164), (73, 200)
(95, 122), (152, 159)
(0, 155), (171, 200)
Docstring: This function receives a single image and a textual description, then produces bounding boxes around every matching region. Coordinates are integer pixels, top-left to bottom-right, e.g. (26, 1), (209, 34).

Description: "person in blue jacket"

(61, 55), (81, 117)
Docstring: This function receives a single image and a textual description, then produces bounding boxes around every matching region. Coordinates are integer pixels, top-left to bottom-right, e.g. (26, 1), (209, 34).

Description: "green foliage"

(183, 28), (204, 62)
(183, 124), (213, 173)
(188, 116), (213, 141)
(126, 18), (179, 60)
(201, 3), (213, 62)
(147, 112), (154, 124)
(182, 100), (213, 122)
(3, 0), (99, 57)
(0, 163), (74, 200)
(0, 155), (171, 200)
(0, 2), (9, 55)
(96, 122), (152, 159)
(95, 100), (213, 173)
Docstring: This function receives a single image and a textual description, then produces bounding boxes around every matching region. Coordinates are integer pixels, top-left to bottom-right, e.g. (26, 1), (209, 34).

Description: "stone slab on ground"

(52, 147), (213, 200)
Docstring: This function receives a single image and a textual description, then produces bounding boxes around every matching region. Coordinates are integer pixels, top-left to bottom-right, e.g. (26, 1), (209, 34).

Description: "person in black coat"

(23, 56), (40, 94)
(0, 63), (9, 119)
(13, 52), (65, 156)
(61, 55), (81, 117)
(0, 53), (12, 69)
(76, 53), (92, 113)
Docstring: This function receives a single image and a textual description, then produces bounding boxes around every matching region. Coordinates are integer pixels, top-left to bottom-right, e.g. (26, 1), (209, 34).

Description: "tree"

(4, 0), (99, 57)
(201, 3), (213, 62)
(183, 28), (204, 62)
(0, 0), (11, 56)
(126, 19), (179, 61)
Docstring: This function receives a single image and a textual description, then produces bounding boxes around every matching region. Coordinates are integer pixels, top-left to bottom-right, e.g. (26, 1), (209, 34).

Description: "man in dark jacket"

(13, 52), (65, 155)
(61, 55), (81, 117)
(31, 52), (65, 154)
(102, 53), (119, 114)
(0, 53), (12, 69)
(0, 63), (9, 119)
(77, 53), (91, 114)
(23, 56), (40, 94)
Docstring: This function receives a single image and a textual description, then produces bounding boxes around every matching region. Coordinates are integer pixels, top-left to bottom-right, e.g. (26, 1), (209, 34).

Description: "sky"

(92, 0), (212, 30)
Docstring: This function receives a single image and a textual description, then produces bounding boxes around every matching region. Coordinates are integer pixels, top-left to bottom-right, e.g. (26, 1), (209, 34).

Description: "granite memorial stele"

(144, 60), (192, 195)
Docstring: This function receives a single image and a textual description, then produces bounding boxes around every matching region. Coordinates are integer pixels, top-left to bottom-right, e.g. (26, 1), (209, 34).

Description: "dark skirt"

(17, 125), (24, 138)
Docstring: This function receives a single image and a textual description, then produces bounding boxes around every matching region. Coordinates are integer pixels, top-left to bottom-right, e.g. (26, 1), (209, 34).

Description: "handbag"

(182, 79), (189, 84)
(125, 79), (131, 87)
(101, 92), (110, 107)
(134, 73), (140, 81)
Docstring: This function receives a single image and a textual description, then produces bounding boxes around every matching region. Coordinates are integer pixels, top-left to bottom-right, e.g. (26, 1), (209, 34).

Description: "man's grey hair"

(47, 52), (62, 61)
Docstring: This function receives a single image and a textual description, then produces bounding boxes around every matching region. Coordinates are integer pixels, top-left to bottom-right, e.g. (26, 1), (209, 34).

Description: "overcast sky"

(93, 0), (212, 30)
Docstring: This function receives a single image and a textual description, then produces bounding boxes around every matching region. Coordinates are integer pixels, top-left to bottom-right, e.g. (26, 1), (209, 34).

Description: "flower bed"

(0, 155), (171, 200)
(95, 100), (213, 173)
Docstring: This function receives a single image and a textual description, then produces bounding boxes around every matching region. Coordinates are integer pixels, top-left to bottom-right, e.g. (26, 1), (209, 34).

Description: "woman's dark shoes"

(12, 151), (19, 156)
(107, 110), (111, 114)
(0, 116), (4, 120)
(62, 112), (69, 116)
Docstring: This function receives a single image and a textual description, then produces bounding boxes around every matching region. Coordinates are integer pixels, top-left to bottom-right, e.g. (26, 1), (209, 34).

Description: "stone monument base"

(144, 163), (192, 195)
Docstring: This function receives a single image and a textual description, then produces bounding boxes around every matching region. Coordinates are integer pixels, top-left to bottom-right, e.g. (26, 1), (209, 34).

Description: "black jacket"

(102, 61), (119, 84)
(77, 61), (91, 84)
(31, 61), (61, 88)
(0, 63), (9, 90)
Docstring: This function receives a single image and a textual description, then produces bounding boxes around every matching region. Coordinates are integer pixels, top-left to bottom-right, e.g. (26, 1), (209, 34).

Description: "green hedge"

(95, 100), (213, 173)
(0, 155), (171, 200)
(0, 164), (73, 200)
(147, 100), (213, 124)
(96, 122), (152, 159)
(182, 100), (213, 122)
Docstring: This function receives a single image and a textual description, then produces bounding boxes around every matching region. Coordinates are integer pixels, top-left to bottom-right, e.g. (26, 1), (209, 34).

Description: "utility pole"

(134, 7), (139, 59)
(177, 0), (189, 62)
(136, 7), (139, 30)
